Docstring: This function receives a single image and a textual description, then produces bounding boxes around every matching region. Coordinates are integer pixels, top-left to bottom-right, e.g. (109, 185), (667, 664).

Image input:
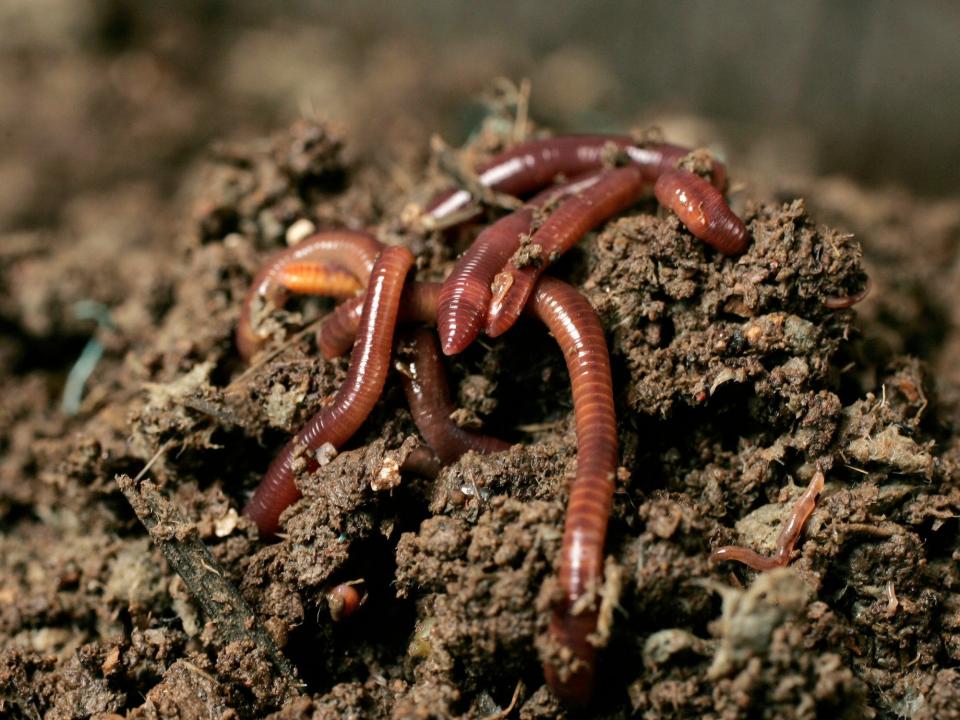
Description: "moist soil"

(2, 114), (960, 720)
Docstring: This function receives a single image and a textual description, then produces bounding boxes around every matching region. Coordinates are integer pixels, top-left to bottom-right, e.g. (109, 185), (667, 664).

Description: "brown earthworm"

(653, 169), (749, 255)
(274, 261), (364, 298)
(318, 281), (442, 359)
(236, 230), (384, 360)
(484, 165), (645, 339)
(436, 171), (607, 356)
(399, 327), (510, 464)
(710, 469), (825, 571)
(425, 135), (725, 226)
(242, 245), (414, 536)
(310, 272), (618, 702)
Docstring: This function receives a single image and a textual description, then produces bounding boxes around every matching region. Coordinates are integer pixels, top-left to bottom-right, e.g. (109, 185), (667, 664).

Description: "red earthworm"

(312, 272), (619, 702)
(710, 469), (825, 571)
(824, 277), (870, 309)
(529, 277), (617, 705)
(653, 169), (749, 255)
(399, 327), (510, 464)
(437, 171), (607, 356)
(424, 135), (725, 226)
(485, 165), (645, 339)
(318, 281), (442, 359)
(242, 245), (414, 536)
(236, 230), (384, 360)
(274, 260), (363, 298)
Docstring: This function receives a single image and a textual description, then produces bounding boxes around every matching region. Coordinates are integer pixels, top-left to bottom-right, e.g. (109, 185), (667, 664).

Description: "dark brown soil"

(3, 100), (960, 720)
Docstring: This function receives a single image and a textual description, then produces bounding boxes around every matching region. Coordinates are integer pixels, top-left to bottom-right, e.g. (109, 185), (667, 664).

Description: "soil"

(3, 100), (960, 719)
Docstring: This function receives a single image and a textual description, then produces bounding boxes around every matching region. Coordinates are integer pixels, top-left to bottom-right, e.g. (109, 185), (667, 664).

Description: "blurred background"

(1, 0), (958, 233)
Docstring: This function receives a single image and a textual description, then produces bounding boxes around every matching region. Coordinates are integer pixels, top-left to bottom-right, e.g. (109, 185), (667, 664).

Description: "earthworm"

(529, 277), (617, 705)
(824, 277), (870, 309)
(399, 445), (443, 479)
(484, 165), (645, 339)
(313, 272), (619, 701)
(236, 230), (384, 360)
(437, 171), (607, 356)
(274, 261), (363, 298)
(653, 169), (749, 255)
(242, 245), (414, 536)
(399, 327), (510, 464)
(710, 469), (825, 571)
(318, 281), (442, 359)
(425, 135), (726, 226)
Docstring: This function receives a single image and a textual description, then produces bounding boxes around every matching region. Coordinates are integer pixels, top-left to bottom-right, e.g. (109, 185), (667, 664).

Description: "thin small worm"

(653, 169), (749, 255)
(318, 281), (442, 359)
(399, 327), (510, 464)
(425, 135), (726, 226)
(274, 261), (363, 298)
(485, 166), (645, 339)
(242, 245), (415, 537)
(710, 469), (825, 571)
(437, 171), (607, 356)
(236, 230), (384, 360)
(824, 277), (870, 309)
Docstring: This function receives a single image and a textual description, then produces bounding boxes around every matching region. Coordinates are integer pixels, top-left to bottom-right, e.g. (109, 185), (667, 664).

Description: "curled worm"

(425, 134), (724, 226)
(242, 245), (414, 536)
(653, 169), (748, 255)
(312, 273), (619, 701)
(485, 166), (645, 339)
(236, 230), (384, 360)
(399, 327), (510, 464)
(711, 469), (825, 571)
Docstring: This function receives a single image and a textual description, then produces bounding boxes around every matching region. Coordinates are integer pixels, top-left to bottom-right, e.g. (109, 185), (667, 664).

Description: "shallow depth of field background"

(1, 0), (958, 235)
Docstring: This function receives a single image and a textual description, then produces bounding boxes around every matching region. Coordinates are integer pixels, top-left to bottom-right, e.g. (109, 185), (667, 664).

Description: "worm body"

(236, 230), (384, 360)
(824, 278), (870, 309)
(485, 166), (645, 338)
(284, 270), (618, 701)
(437, 172), (605, 356)
(275, 261), (363, 298)
(400, 446), (443, 479)
(327, 582), (364, 621)
(318, 282), (442, 359)
(653, 169), (748, 255)
(711, 470), (825, 571)
(400, 328), (510, 464)
(528, 277), (618, 705)
(242, 246), (414, 536)
(425, 135), (722, 226)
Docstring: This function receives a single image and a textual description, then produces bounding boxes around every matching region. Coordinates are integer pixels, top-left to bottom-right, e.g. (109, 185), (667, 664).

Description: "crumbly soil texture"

(3, 116), (960, 720)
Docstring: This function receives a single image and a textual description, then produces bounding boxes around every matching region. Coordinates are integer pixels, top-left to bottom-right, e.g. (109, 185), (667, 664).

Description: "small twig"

(483, 679), (524, 720)
(117, 469), (299, 696)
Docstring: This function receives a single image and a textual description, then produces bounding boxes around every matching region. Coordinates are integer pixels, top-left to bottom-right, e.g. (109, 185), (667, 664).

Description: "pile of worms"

(233, 133), (834, 705)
